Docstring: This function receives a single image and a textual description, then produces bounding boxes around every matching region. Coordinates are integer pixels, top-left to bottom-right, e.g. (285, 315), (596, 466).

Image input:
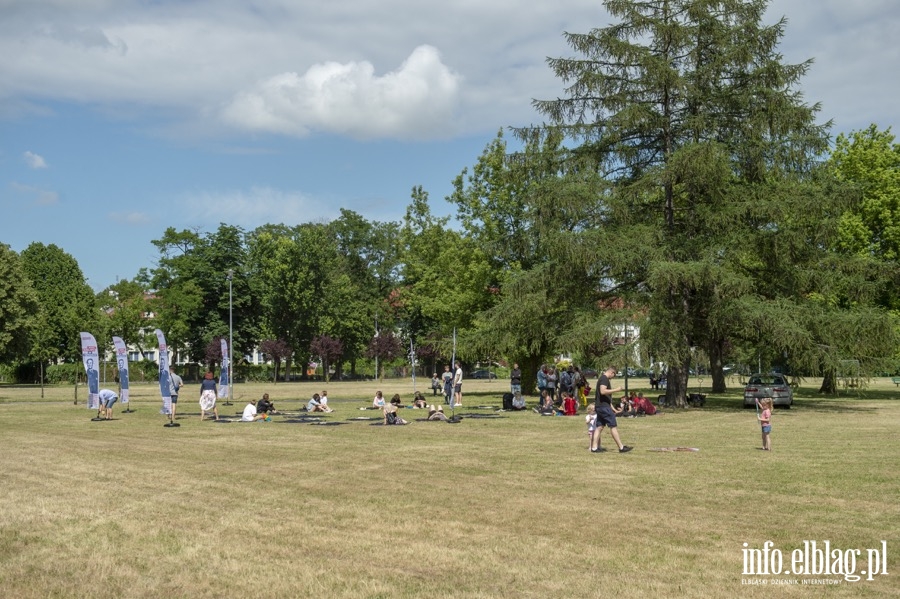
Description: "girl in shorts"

(756, 397), (773, 451)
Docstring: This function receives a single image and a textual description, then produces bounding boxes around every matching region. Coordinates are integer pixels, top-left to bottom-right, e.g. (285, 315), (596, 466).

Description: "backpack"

(385, 412), (397, 425)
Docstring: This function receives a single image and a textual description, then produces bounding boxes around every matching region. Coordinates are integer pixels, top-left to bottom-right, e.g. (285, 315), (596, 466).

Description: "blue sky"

(2, 0), (898, 291)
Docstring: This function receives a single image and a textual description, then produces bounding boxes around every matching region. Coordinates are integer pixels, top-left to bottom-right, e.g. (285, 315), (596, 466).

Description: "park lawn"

(0, 379), (897, 598)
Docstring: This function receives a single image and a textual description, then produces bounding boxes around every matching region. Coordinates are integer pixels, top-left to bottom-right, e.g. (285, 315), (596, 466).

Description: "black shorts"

(596, 403), (618, 428)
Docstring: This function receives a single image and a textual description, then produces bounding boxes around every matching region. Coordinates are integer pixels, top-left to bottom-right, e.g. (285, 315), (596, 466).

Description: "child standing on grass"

(756, 397), (773, 451)
(585, 404), (597, 450)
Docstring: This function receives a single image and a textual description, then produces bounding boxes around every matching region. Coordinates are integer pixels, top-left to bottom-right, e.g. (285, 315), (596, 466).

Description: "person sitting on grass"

(616, 394), (637, 418)
(390, 393), (405, 408)
(372, 391), (386, 409)
(307, 393), (330, 413)
(318, 390), (333, 412)
(383, 403), (408, 425)
(242, 400), (268, 422)
(257, 393), (277, 415)
(97, 388), (118, 420)
(511, 391), (526, 411)
(534, 390), (559, 415)
(563, 390), (578, 416)
(427, 404), (449, 421)
(411, 391), (428, 409)
(634, 392), (657, 416)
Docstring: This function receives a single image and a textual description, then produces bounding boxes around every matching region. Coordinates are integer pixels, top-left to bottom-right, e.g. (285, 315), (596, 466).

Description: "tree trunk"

(518, 353), (544, 396)
(709, 337), (727, 393)
(284, 356), (292, 382)
(666, 359), (690, 408)
(819, 368), (837, 394)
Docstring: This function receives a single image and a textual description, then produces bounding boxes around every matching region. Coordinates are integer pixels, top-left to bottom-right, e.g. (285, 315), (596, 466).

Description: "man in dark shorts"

(591, 366), (633, 454)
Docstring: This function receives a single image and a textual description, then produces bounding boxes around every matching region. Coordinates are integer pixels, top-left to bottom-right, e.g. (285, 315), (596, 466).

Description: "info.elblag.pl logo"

(742, 541), (889, 584)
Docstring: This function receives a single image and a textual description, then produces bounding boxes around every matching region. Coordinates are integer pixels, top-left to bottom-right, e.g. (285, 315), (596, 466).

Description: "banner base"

(163, 422), (181, 428)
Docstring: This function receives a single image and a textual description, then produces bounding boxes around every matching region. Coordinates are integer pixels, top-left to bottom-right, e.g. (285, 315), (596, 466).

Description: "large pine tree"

(530, 0), (895, 402)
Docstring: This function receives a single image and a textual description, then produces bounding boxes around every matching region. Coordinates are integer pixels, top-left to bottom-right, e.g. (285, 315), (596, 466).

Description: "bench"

(892, 377), (900, 387)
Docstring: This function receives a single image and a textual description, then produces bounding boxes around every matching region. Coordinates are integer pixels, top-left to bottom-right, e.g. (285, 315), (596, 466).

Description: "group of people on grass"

(536, 363), (592, 408)
(429, 361), (465, 407)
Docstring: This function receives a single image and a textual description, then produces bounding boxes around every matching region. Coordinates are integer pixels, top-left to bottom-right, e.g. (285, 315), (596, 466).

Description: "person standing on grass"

(452, 360), (463, 407)
(169, 365), (183, 421)
(97, 389), (118, 420)
(591, 367), (633, 454)
(510, 363), (522, 396)
(199, 371), (219, 421)
(585, 404), (597, 450)
(442, 365), (454, 405)
(757, 397), (773, 451)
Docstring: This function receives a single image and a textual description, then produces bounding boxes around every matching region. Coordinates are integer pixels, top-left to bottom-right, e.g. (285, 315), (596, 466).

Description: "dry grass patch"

(0, 380), (898, 597)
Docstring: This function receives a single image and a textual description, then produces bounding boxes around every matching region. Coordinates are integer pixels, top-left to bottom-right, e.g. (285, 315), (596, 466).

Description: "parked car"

(469, 369), (498, 379)
(743, 374), (793, 408)
(581, 368), (599, 379)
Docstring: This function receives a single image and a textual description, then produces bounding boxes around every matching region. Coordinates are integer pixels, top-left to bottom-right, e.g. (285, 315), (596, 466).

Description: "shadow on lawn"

(695, 393), (888, 414)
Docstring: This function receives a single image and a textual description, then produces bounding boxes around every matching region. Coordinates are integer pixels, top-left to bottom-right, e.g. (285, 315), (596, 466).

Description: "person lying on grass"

(427, 404), (449, 421)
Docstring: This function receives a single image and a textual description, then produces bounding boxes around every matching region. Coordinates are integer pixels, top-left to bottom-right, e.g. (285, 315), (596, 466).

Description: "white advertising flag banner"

(155, 329), (172, 415)
(218, 338), (230, 398)
(80, 332), (100, 410)
(112, 336), (130, 404)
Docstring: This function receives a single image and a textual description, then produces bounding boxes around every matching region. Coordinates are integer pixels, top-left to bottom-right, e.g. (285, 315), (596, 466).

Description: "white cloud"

(10, 181), (58, 204)
(222, 45), (462, 140)
(108, 211), (151, 225)
(23, 151), (48, 169)
(0, 1), (897, 139)
(181, 186), (338, 228)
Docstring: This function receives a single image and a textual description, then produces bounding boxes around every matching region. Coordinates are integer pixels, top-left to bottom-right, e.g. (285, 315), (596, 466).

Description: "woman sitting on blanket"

(373, 391), (386, 409)
(383, 403), (408, 425)
(411, 391), (428, 409)
(427, 404), (449, 421)
(390, 393), (404, 408)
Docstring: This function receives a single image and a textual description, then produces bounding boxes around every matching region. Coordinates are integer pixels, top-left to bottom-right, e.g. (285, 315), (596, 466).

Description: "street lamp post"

(227, 269), (234, 406)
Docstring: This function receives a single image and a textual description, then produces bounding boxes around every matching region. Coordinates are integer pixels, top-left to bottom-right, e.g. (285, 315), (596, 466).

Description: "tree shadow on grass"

(694, 395), (884, 414)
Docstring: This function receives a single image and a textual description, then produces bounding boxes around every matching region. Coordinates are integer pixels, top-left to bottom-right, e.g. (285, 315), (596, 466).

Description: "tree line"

(2, 0), (899, 404)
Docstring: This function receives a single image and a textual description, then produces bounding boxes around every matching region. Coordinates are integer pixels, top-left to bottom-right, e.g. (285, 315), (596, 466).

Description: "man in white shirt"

(453, 361), (463, 407)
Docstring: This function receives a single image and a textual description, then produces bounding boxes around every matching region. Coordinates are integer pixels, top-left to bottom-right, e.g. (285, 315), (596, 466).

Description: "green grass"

(0, 378), (897, 598)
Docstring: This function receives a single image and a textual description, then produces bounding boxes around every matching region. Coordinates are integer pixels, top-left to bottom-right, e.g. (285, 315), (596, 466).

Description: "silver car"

(743, 374), (793, 408)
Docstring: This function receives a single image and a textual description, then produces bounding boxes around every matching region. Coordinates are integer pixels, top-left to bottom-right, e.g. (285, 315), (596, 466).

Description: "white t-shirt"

(242, 403), (257, 422)
(453, 367), (463, 386)
(320, 394), (329, 406)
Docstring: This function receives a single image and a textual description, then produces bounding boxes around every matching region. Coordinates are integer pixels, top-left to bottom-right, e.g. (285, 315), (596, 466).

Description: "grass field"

(0, 377), (897, 598)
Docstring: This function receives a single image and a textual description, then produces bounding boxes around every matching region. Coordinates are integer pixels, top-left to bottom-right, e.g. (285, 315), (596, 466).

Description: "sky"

(1, 0), (898, 292)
